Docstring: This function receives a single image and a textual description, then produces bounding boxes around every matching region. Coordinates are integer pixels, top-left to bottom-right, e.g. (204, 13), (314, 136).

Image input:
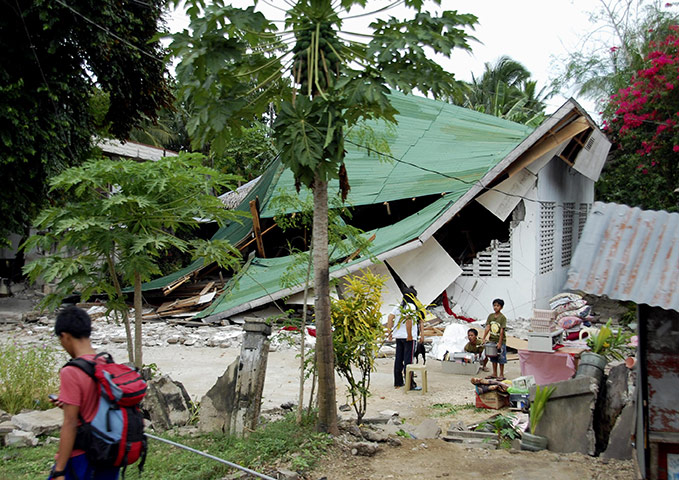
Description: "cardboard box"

(475, 391), (509, 410)
(441, 360), (480, 375)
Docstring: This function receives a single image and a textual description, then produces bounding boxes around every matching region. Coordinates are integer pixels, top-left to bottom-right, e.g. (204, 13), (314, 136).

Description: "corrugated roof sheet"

(197, 192), (458, 319)
(259, 91), (533, 217)
(566, 202), (679, 312)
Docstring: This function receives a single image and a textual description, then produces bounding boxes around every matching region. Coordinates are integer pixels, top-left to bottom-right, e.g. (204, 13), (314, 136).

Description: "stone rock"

(11, 408), (63, 435)
(142, 375), (193, 431)
(111, 335), (127, 343)
(166, 336), (180, 344)
(199, 358), (239, 433)
(184, 337), (197, 346)
(0, 420), (15, 434)
(387, 437), (402, 447)
(347, 441), (379, 456)
(360, 426), (389, 443)
(277, 468), (299, 480)
(0, 409), (10, 422)
(410, 419), (441, 439)
(339, 420), (362, 438)
(5, 429), (38, 447)
(596, 363), (633, 454)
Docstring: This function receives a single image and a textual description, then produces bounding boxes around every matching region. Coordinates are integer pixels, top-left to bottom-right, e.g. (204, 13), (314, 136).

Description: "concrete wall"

(445, 157), (594, 323)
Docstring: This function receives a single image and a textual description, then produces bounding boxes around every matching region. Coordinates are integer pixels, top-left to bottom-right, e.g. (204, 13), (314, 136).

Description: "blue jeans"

(48, 454), (119, 480)
(489, 343), (507, 364)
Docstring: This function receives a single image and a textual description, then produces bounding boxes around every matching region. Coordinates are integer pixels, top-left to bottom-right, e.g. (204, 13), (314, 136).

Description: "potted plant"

(521, 384), (556, 451)
(577, 319), (632, 382)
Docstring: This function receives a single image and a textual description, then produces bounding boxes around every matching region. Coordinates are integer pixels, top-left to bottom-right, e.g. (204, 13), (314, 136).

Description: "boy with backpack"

(49, 306), (146, 480)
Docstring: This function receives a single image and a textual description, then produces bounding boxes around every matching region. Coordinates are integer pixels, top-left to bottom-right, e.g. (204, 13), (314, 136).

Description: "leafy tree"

(600, 25), (679, 211)
(457, 56), (552, 127)
(552, 0), (678, 105)
(22, 153), (244, 368)
(0, 0), (173, 245)
(331, 270), (387, 425)
(169, 0), (477, 434)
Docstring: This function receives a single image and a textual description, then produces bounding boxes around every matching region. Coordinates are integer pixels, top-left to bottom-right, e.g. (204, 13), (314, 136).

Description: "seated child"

(464, 328), (489, 371)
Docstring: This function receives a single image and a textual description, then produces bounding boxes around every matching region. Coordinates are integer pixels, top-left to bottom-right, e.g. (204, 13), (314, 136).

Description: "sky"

(166, 0), (603, 114)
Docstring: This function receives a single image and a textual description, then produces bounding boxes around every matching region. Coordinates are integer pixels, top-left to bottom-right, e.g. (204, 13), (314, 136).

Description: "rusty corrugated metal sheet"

(566, 201), (679, 312)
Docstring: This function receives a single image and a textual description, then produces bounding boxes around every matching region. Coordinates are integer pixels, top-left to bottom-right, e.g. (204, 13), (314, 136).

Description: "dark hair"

(492, 298), (505, 308)
(468, 328), (478, 336)
(55, 306), (92, 339)
(401, 286), (424, 322)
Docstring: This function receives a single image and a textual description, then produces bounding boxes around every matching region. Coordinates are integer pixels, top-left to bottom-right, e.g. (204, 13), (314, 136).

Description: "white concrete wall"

(534, 157), (594, 309)
(444, 157), (594, 323)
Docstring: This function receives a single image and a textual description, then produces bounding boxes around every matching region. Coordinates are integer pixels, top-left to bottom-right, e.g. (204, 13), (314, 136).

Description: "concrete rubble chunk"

(199, 358), (239, 433)
(276, 468), (299, 480)
(602, 401), (635, 460)
(347, 441), (380, 456)
(0, 420), (15, 434)
(359, 426), (390, 443)
(409, 418), (441, 439)
(142, 375), (193, 431)
(11, 408), (63, 436)
(5, 429), (38, 447)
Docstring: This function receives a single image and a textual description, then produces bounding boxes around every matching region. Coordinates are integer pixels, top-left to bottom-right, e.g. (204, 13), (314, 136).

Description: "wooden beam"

(238, 223), (277, 251)
(249, 199), (266, 258)
(344, 233), (376, 263)
(507, 116), (590, 177)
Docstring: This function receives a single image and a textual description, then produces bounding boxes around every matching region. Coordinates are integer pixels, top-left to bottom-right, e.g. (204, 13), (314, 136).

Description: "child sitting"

(464, 328), (489, 372)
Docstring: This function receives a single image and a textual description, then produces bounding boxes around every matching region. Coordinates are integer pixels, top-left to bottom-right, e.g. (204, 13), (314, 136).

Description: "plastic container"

(530, 309), (557, 333)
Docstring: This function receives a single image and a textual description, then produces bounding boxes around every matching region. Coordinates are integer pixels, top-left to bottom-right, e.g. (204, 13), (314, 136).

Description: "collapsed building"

(140, 92), (611, 324)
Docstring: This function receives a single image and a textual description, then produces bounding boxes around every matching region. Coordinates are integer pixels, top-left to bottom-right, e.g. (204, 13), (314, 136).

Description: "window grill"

(562, 202), (575, 267)
(578, 203), (591, 240)
(461, 239), (512, 277)
(539, 202), (555, 274)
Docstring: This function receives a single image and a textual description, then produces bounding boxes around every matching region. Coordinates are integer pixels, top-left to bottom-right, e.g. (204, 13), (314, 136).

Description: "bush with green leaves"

(331, 269), (387, 424)
(476, 413), (520, 449)
(0, 342), (63, 414)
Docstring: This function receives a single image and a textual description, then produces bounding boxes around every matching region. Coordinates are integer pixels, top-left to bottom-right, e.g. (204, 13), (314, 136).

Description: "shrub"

(0, 342), (63, 414)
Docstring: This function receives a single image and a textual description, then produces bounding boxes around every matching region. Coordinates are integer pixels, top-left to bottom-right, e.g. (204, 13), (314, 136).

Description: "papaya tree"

(22, 153), (244, 368)
(169, 0), (477, 434)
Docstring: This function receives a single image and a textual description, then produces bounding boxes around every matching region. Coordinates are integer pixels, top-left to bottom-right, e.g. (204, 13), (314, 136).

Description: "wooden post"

(230, 317), (272, 436)
(249, 200), (266, 258)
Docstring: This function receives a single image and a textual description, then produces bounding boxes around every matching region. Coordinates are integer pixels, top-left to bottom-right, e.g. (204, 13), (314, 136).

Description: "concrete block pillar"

(229, 317), (272, 436)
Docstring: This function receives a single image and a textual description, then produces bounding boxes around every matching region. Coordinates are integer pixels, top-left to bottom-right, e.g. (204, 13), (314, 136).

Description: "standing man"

(386, 286), (424, 390)
(48, 306), (119, 480)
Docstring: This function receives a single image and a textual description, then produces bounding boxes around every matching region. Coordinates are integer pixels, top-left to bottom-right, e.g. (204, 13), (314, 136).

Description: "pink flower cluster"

(606, 27), (679, 164)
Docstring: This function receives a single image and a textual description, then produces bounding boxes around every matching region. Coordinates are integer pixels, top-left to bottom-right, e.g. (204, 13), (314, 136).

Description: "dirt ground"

(0, 293), (640, 480)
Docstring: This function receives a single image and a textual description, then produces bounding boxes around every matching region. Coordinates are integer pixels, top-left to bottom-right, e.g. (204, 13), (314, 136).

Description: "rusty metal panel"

(566, 202), (679, 312)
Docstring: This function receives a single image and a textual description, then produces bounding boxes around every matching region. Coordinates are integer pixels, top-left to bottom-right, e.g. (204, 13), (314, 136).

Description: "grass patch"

(0, 412), (333, 479)
(431, 403), (485, 417)
(0, 342), (63, 414)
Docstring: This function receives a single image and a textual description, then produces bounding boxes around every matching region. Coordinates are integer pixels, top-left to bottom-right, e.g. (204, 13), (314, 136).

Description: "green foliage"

(431, 403), (484, 417)
(454, 56), (553, 127)
(331, 270), (387, 424)
(22, 153), (244, 310)
(0, 0), (173, 244)
(476, 413), (520, 449)
(586, 319), (632, 361)
(0, 412), (333, 479)
(529, 385), (556, 435)
(551, 0), (678, 103)
(0, 342), (63, 414)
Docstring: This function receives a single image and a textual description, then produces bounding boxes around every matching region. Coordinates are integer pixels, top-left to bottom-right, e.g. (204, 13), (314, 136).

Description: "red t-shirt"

(58, 354), (102, 457)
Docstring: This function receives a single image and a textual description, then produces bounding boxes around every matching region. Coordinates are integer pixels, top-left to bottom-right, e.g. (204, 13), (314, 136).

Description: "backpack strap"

(64, 357), (97, 381)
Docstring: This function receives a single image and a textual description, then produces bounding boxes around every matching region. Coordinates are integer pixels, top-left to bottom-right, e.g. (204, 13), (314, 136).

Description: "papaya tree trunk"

(312, 176), (338, 435)
(107, 254), (134, 363)
(134, 271), (143, 369)
(297, 247), (313, 425)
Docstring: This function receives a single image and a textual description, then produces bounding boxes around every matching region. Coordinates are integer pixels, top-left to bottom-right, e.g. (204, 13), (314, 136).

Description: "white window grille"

(539, 202), (555, 274)
(461, 239), (512, 277)
(578, 203), (591, 240)
(562, 202), (575, 267)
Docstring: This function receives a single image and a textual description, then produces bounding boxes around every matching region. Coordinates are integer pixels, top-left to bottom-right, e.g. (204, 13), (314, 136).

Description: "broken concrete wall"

(533, 375), (599, 455)
(595, 361), (635, 456)
(142, 375), (193, 431)
(198, 357), (239, 433)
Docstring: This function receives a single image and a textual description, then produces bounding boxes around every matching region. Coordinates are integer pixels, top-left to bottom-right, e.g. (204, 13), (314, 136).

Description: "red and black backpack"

(65, 352), (147, 475)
